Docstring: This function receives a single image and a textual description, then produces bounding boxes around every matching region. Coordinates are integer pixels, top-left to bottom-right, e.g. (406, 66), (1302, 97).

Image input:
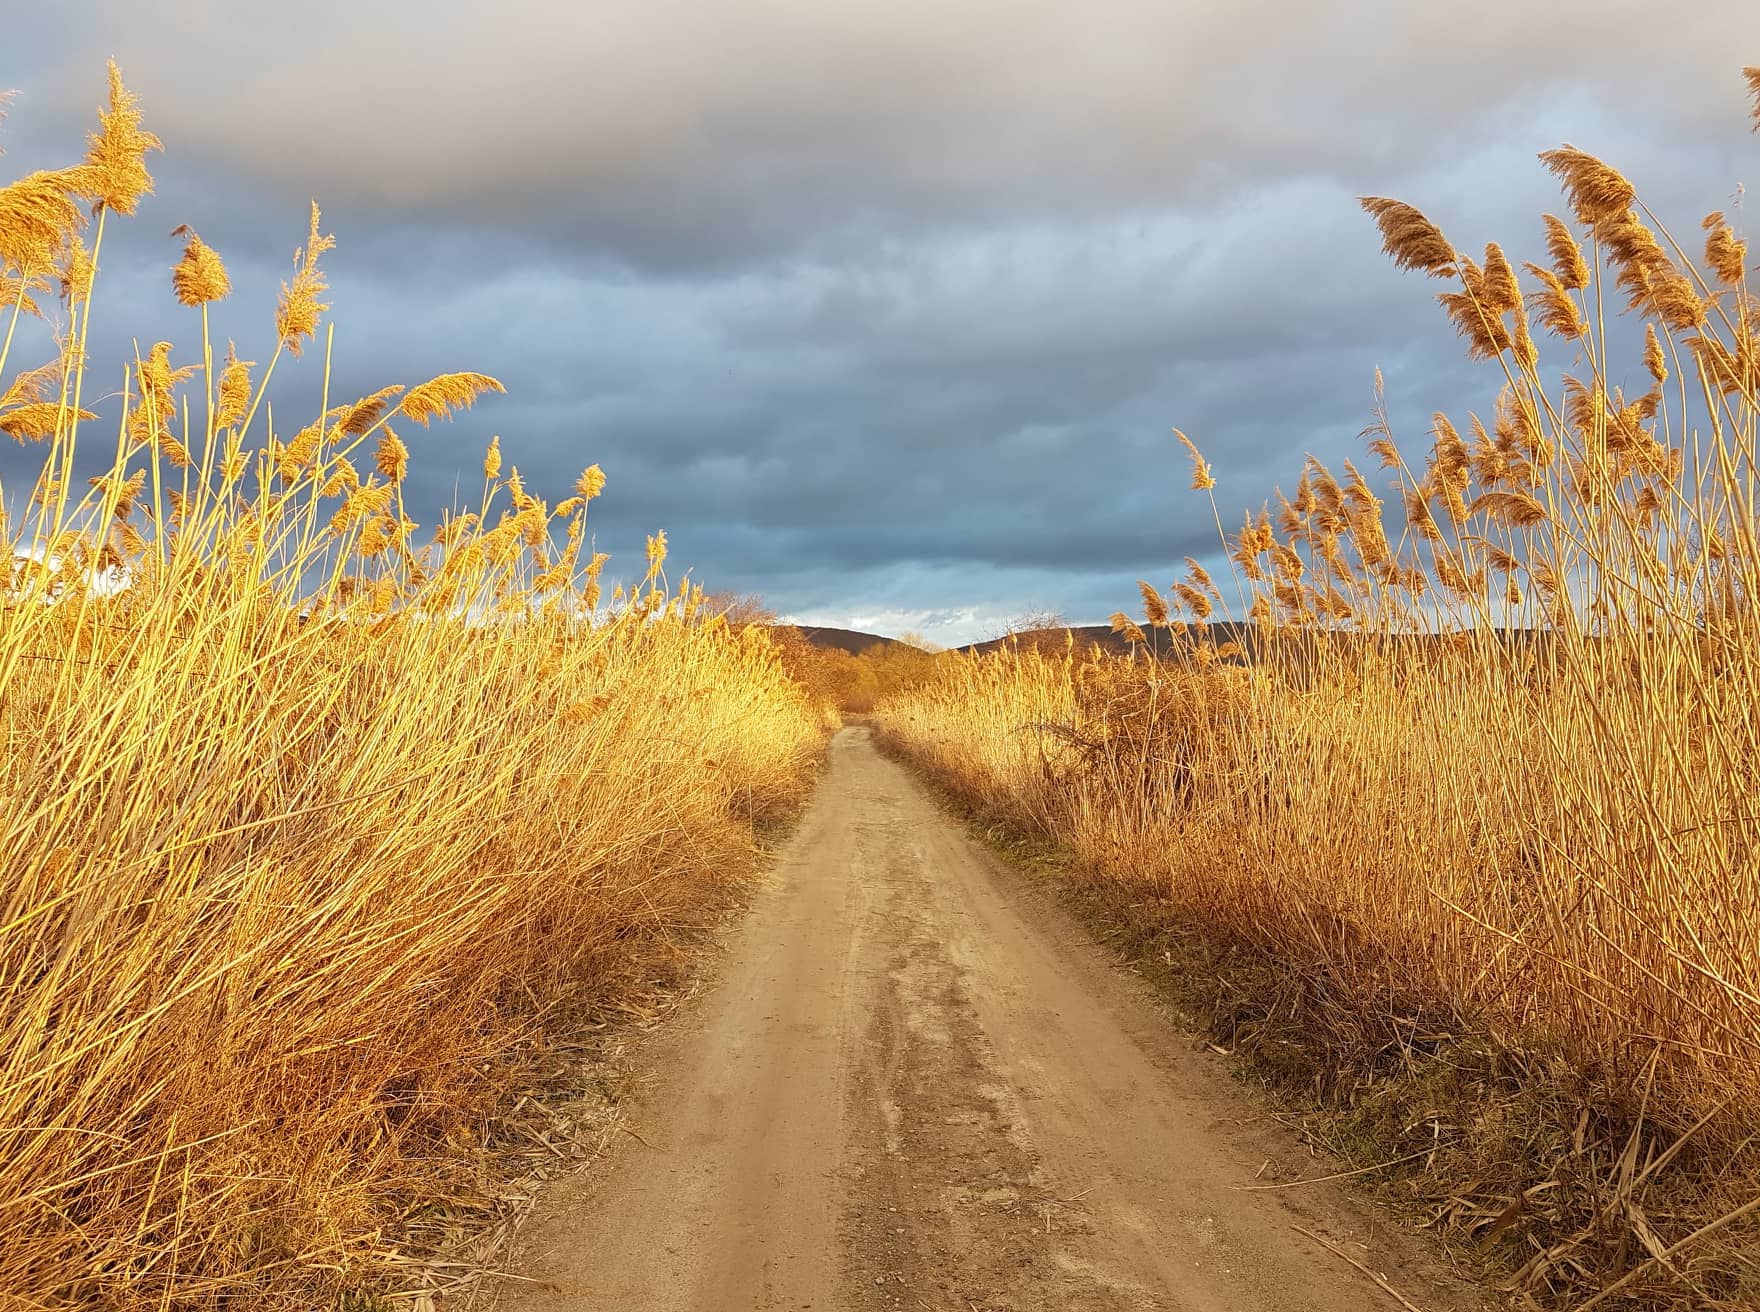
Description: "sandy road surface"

(501, 727), (1481, 1312)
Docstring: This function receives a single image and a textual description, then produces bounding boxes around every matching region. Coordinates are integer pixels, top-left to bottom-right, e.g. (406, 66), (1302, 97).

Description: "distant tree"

(856, 639), (948, 703)
(1001, 607), (1065, 635)
(768, 625), (881, 713)
(700, 590), (776, 628)
(896, 630), (944, 653)
(998, 607), (1070, 653)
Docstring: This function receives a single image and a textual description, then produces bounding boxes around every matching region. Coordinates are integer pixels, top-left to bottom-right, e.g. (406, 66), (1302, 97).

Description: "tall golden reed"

(0, 69), (824, 1307)
(880, 68), (1760, 1308)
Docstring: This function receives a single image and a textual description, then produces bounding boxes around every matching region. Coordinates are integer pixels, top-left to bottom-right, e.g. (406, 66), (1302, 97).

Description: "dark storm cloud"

(4, 2), (1759, 642)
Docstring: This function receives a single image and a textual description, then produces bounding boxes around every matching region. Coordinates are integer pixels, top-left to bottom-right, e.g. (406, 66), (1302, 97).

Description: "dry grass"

(879, 69), (1760, 1310)
(0, 69), (824, 1307)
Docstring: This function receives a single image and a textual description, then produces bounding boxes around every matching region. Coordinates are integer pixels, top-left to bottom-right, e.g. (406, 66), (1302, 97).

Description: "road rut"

(501, 726), (1480, 1311)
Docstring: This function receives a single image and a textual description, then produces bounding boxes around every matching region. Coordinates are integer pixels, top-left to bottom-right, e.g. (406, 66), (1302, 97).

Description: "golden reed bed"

(1, 67), (825, 1307)
(879, 67), (1760, 1311)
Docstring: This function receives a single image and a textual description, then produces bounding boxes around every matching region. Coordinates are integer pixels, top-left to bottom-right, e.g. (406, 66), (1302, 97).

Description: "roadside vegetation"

(877, 68), (1760, 1310)
(0, 69), (824, 1307)
(771, 628), (946, 712)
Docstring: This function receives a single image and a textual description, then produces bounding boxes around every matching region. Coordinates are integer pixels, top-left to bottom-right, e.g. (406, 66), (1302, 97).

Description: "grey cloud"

(3, 3), (1759, 643)
(16, 1), (1760, 270)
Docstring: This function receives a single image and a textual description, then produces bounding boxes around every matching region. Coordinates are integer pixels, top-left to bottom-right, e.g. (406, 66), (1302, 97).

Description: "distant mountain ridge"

(787, 625), (905, 656)
(786, 621), (1265, 659)
(958, 623), (1257, 657)
(786, 622), (1207, 658)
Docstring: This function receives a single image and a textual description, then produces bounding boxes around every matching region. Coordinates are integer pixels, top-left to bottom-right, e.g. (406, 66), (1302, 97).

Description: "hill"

(958, 622), (1567, 666)
(786, 625), (904, 656)
(960, 621), (1258, 658)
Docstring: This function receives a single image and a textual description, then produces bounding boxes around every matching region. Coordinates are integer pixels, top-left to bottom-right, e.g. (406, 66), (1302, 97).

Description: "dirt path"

(500, 727), (1483, 1312)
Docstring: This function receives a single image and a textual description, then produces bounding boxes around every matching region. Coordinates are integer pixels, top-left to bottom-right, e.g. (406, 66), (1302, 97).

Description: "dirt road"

(502, 727), (1480, 1311)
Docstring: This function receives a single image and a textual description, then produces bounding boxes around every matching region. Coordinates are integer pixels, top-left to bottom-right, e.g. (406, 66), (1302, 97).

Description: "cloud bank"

(3, 2), (1757, 642)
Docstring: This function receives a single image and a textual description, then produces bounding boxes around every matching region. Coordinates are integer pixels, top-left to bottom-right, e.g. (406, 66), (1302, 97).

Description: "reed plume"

(1359, 196), (1456, 275)
(0, 170), (87, 274)
(400, 371), (507, 425)
(169, 225), (230, 306)
(1539, 145), (1635, 226)
(76, 60), (160, 215)
(275, 202), (333, 354)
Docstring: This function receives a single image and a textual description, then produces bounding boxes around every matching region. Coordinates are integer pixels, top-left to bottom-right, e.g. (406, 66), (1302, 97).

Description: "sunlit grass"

(879, 67), (1760, 1308)
(0, 66), (824, 1307)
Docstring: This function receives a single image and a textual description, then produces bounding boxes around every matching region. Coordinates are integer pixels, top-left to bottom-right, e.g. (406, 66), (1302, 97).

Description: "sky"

(3, 3), (1759, 644)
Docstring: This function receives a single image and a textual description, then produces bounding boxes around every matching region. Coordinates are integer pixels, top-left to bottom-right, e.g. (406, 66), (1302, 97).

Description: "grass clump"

(878, 67), (1760, 1310)
(0, 68), (824, 1307)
